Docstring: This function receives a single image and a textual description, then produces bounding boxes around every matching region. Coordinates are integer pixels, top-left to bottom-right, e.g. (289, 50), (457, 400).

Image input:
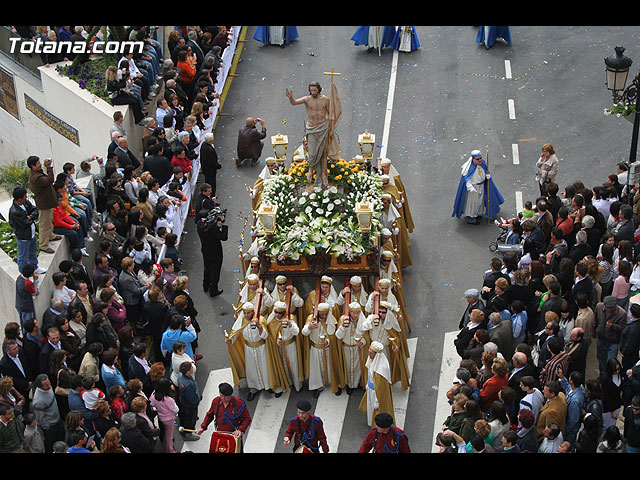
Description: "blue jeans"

(18, 311), (35, 334)
(73, 192), (94, 218)
(597, 339), (620, 374)
(16, 236), (38, 272)
(53, 226), (85, 250)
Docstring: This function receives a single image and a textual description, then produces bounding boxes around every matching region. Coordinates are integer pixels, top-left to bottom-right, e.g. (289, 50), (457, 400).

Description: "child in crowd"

(520, 201), (535, 219)
(22, 412), (45, 453)
(109, 384), (128, 419)
(81, 377), (105, 412)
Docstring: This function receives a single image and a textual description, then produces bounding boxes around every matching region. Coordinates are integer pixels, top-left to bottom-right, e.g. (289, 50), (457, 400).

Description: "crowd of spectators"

(441, 155), (640, 453)
(1, 25), (235, 453)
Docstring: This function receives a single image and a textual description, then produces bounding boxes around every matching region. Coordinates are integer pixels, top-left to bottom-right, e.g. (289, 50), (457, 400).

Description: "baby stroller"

(489, 216), (523, 256)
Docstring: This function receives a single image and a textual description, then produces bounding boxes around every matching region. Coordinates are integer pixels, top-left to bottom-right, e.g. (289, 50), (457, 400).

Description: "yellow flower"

(336, 175), (342, 180)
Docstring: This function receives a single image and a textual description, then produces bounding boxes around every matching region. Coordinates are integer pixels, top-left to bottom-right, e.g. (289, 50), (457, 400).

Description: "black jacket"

(143, 154), (173, 187)
(200, 141), (221, 177)
(9, 200), (38, 241)
(120, 425), (154, 453)
(114, 147), (141, 170)
(0, 350), (32, 396)
(620, 319), (640, 360)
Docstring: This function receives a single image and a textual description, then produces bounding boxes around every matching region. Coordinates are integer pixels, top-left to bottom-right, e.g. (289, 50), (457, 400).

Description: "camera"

(199, 206), (227, 231)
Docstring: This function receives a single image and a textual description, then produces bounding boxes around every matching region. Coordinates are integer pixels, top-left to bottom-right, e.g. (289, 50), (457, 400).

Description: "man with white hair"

(200, 132), (221, 194)
(358, 341), (394, 427)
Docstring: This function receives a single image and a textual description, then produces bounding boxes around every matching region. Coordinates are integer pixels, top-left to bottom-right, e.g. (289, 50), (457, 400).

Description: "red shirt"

(358, 426), (411, 453)
(479, 374), (509, 411)
(200, 396), (251, 433)
(110, 397), (128, 419)
(171, 154), (192, 174)
(284, 414), (329, 453)
(52, 205), (76, 229)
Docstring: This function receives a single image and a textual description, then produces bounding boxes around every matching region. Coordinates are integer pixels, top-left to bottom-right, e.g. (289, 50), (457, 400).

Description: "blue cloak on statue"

(452, 159), (504, 219)
(350, 26), (395, 47)
(476, 26), (512, 48)
(390, 26), (421, 51)
(253, 26), (299, 45)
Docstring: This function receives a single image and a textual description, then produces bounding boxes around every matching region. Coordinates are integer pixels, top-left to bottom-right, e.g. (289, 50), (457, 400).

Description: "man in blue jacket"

(178, 361), (200, 441)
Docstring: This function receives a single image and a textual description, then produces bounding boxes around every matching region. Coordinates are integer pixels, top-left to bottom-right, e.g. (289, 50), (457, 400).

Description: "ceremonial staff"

(322, 66), (341, 174)
(252, 278), (265, 327)
(280, 279), (294, 383)
(312, 278), (329, 388)
(486, 144), (491, 225)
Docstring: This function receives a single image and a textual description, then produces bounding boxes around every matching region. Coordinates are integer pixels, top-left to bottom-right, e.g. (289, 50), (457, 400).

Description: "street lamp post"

(605, 47), (640, 203)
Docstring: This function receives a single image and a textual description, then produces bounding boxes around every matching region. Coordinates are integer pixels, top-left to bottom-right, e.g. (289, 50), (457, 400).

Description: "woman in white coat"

(536, 143), (559, 196)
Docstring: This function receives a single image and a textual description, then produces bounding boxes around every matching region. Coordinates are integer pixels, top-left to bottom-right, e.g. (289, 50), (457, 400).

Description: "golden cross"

(323, 66), (341, 81)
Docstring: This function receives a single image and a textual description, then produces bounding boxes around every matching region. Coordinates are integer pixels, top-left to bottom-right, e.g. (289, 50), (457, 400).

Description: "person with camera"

(236, 117), (267, 167)
(27, 156), (61, 254)
(196, 195), (228, 297)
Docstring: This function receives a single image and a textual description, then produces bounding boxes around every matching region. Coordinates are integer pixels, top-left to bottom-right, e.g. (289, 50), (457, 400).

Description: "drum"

(294, 445), (314, 453)
(209, 431), (241, 453)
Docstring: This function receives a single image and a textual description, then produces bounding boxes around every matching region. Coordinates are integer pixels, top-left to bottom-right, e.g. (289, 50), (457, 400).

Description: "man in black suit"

(22, 318), (42, 380)
(508, 351), (537, 404)
(41, 297), (66, 335)
(196, 204), (228, 296)
(38, 328), (62, 379)
(128, 343), (152, 396)
(564, 327), (589, 379)
(612, 203), (635, 244)
(200, 132), (221, 195)
(143, 286), (169, 364)
(0, 339), (32, 401)
(114, 137), (141, 171)
(142, 143), (172, 187)
(70, 249), (94, 294)
(569, 261), (593, 309)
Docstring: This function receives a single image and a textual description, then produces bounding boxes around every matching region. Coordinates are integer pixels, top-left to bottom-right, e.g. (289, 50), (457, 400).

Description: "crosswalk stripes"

(181, 337), (417, 453)
(431, 331), (464, 453)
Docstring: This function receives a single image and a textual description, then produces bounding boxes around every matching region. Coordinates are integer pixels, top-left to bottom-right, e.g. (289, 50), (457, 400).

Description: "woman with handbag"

(49, 349), (75, 419)
(535, 144), (559, 196)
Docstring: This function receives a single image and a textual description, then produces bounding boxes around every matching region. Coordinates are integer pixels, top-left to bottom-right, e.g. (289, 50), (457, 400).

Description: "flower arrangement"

(604, 101), (636, 118)
(257, 159), (383, 262)
(55, 57), (116, 102)
(286, 158), (365, 188)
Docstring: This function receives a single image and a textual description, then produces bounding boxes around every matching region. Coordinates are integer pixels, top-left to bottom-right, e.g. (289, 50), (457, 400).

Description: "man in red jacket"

(195, 382), (251, 453)
(358, 412), (411, 453)
(283, 399), (329, 453)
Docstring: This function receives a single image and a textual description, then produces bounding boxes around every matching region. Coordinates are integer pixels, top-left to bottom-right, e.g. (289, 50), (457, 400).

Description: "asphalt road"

(178, 25), (640, 453)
